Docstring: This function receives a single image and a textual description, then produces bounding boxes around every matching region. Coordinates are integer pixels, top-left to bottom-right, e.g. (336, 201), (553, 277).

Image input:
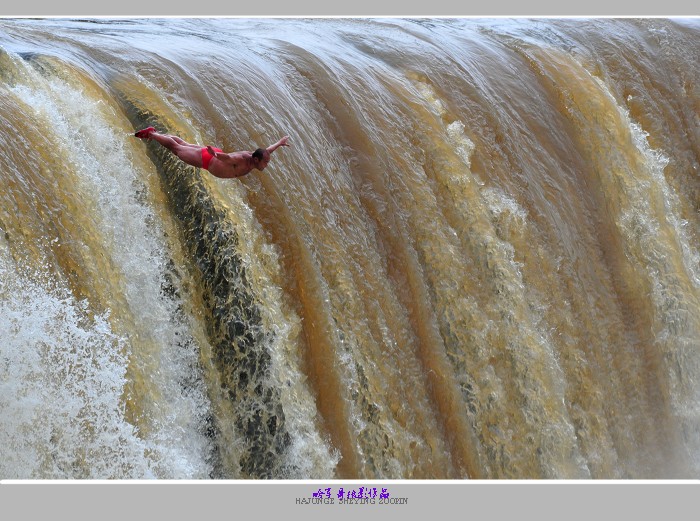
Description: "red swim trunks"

(201, 147), (223, 170)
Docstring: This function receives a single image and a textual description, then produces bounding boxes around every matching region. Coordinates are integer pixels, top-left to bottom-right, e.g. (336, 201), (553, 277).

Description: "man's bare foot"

(134, 127), (156, 139)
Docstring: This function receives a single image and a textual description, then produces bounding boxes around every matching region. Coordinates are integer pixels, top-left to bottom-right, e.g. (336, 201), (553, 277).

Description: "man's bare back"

(134, 127), (290, 179)
(204, 148), (270, 179)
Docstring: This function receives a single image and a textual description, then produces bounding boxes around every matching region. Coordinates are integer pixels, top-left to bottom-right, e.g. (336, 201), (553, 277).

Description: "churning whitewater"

(1, 18), (699, 479)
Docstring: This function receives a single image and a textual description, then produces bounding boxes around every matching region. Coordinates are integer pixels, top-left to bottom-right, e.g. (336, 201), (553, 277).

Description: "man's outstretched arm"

(266, 136), (291, 154)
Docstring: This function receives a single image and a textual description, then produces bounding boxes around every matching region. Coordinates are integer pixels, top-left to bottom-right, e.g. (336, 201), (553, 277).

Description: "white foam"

(0, 259), (156, 479)
(6, 56), (214, 478)
(446, 120), (476, 170)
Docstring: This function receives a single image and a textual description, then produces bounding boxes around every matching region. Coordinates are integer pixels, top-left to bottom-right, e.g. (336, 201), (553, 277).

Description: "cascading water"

(1, 18), (698, 479)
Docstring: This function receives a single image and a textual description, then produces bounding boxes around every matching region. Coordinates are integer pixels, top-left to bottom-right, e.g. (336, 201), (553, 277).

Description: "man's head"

(252, 148), (271, 170)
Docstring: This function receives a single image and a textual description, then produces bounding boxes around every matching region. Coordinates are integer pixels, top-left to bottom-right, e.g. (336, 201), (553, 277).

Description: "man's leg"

(147, 132), (203, 168)
(169, 135), (197, 147)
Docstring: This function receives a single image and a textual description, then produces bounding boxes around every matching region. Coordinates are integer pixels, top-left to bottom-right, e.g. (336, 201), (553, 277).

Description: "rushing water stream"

(1, 18), (699, 479)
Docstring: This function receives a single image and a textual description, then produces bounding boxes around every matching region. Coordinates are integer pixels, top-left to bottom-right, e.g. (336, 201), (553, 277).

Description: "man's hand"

(267, 136), (291, 155)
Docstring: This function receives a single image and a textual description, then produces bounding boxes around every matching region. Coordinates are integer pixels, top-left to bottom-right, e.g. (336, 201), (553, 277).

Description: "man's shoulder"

(227, 151), (250, 161)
